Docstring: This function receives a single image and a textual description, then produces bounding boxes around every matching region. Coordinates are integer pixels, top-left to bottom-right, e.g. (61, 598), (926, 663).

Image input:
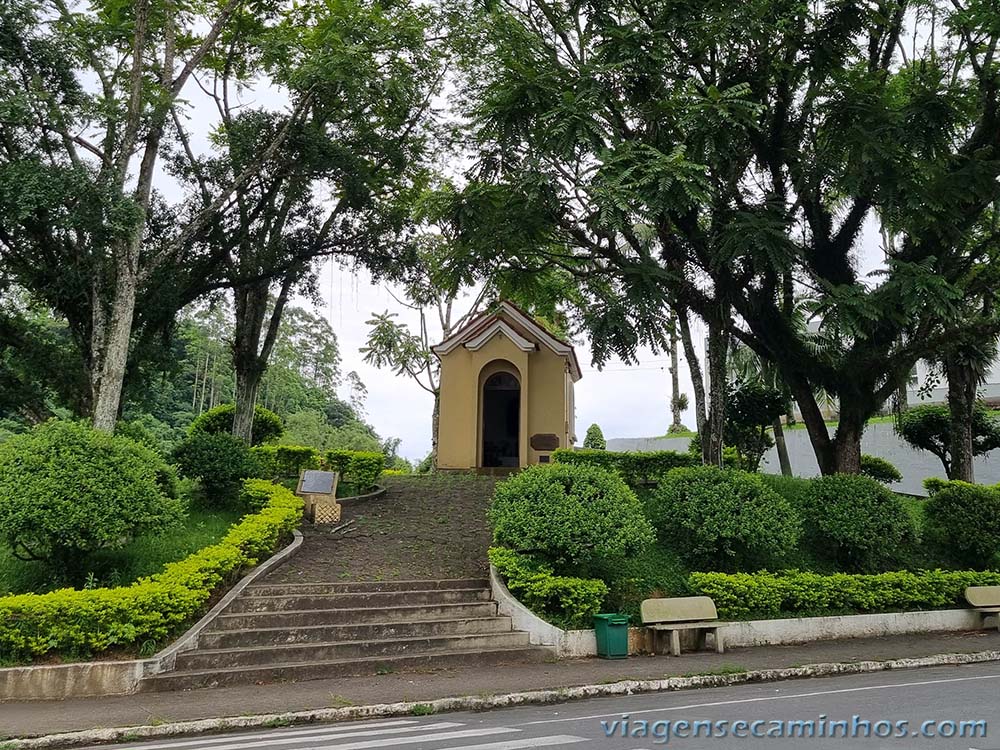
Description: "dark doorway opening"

(482, 371), (520, 467)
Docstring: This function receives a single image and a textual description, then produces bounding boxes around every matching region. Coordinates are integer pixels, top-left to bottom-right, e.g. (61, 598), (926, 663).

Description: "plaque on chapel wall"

(530, 433), (560, 451)
(299, 470), (336, 496)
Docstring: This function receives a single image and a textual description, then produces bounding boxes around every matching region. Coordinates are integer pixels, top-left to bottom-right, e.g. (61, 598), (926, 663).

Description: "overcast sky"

(308, 263), (706, 462)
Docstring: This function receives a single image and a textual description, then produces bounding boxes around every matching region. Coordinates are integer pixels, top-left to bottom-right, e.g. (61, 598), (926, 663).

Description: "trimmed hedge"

(859, 454), (902, 485)
(646, 466), (800, 572)
(552, 448), (698, 485)
(252, 445), (321, 478)
(689, 569), (1000, 620)
(924, 480), (1000, 567)
(189, 404), (284, 446)
(489, 546), (608, 629)
(324, 449), (384, 491)
(0, 480), (302, 662)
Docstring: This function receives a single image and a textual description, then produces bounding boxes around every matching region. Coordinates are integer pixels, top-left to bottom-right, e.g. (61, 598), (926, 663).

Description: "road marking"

(441, 737), (587, 750)
(523, 672), (1000, 725)
(84, 721), (458, 750)
(312, 726), (521, 748)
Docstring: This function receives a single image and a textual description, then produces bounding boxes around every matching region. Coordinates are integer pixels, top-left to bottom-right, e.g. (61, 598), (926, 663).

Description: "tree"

(166, 0), (442, 444)
(897, 404), (1000, 479)
(0, 0), (318, 431)
(666, 316), (690, 433)
(583, 424), (606, 450)
(445, 0), (1000, 476)
(724, 380), (786, 473)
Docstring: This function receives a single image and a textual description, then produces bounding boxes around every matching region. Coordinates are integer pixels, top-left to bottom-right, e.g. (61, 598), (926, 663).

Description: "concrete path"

(64, 661), (1000, 749)
(3, 631), (999, 740)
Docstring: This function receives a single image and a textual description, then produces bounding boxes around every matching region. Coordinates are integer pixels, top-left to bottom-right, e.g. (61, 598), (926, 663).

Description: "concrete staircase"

(142, 578), (551, 691)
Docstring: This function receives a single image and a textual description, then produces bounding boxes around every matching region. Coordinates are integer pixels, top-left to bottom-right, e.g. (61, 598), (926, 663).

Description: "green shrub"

(690, 568), (1000, 619)
(646, 466), (800, 571)
(173, 432), (260, 505)
(801, 474), (919, 572)
(859, 454), (902, 485)
(924, 480), (1000, 567)
(0, 421), (184, 578)
(189, 404), (284, 446)
(583, 423), (606, 450)
(897, 403), (1000, 478)
(323, 449), (384, 491)
(489, 463), (654, 574)
(251, 445), (321, 478)
(489, 547), (608, 629)
(552, 448), (698, 486)
(0, 480), (302, 661)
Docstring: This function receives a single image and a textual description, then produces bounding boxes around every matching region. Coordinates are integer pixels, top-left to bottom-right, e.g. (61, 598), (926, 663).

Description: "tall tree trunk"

(676, 308), (707, 436)
(832, 400), (865, 474)
(91, 250), (139, 431)
(790, 375), (837, 475)
(945, 354), (976, 483)
(773, 417), (793, 476)
(703, 319), (728, 467)
(431, 390), (440, 470)
(669, 317), (683, 431)
(231, 273), (295, 443)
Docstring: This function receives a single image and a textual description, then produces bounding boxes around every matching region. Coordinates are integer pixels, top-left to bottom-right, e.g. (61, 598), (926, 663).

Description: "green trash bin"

(593, 613), (629, 659)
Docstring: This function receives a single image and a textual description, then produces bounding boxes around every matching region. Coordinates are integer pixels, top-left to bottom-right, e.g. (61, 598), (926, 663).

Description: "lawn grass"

(0, 505), (242, 596)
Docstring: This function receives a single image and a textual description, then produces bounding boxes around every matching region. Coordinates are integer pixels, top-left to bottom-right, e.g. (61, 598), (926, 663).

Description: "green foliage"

(173, 432), (260, 506)
(724, 380), (786, 472)
(582, 423), (606, 450)
(251, 445), (321, 479)
(0, 480), (302, 662)
(690, 569), (1000, 620)
(0, 421), (184, 578)
(552, 448), (698, 486)
(489, 547), (608, 629)
(189, 404), (284, 446)
(489, 463), (654, 574)
(924, 481), (1000, 568)
(896, 404), (1000, 478)
(323, 450), (385, 491)
(279, 410), (382, 452)
(859, 454), (903, 485)
(646, 466), (800, 572)
(801, 475), (919, 573)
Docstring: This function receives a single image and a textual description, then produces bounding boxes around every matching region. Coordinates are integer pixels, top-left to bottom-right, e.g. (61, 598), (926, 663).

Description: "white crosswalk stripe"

(88, 718), (589, 750)
(83, 719), (427, 750)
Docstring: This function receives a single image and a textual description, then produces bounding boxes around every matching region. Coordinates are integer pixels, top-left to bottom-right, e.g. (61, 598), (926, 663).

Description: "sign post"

(295, 469), (341, 524)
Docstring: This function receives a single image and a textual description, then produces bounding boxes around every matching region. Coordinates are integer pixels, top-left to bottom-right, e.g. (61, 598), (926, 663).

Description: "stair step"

(214, 601), (500, 629)
(245, 578), (490, 596)
(227, 588), (491, 613)
(142, 646), (555, 692)
(176, 632), (532, 670)
(200, 616), (514, 648)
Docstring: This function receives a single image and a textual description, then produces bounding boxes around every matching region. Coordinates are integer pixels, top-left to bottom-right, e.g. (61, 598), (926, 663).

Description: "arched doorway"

(482, 371), (520, 467)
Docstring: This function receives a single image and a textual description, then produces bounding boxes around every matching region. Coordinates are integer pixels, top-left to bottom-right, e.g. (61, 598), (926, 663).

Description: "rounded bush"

(188, 404), (284, 446)
(0, 420), (184, 576)
(173, 432), (260, 505)
(489, 463), (654, 573)
(859, 454), (902, 485)
(924, 481), (1000, 567)
(802, 474), (918, 572)
(646, 466), (800, 571)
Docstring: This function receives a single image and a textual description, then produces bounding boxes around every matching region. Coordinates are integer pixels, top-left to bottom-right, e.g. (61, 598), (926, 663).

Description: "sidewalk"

(3, 631), (999, 740)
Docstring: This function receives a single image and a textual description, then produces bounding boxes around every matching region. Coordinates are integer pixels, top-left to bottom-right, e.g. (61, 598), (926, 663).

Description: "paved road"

(86, 663), (1000, 749)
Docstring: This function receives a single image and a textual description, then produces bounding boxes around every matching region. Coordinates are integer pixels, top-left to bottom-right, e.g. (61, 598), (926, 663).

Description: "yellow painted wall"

(436, 324), (575, 470)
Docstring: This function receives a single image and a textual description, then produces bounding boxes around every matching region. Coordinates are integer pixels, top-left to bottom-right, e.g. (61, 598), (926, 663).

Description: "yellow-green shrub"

(323, 449), (384, 491)
(689, 569), (1000, 619)
(251, 445), (321, 478)
(0, 480), (302, 662)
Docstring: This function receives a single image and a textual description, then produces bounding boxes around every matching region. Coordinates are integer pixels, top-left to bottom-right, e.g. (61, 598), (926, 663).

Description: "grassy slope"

(0, 506), (242, 596)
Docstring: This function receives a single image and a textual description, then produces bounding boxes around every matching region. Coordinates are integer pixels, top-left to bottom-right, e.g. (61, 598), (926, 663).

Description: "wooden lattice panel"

(313, 500), (342, 525)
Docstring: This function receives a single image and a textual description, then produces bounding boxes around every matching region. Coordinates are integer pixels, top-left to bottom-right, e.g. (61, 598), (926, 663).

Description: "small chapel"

(431, 301), (581, 471)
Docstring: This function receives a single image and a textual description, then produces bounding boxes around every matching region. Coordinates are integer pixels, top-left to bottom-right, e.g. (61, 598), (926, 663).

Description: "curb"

(7, 649), (1000, 748)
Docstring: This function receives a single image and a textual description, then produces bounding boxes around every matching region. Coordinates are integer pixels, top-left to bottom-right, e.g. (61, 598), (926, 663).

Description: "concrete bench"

(965, 586), (1000, 630)
(640, 596), (729, 656)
